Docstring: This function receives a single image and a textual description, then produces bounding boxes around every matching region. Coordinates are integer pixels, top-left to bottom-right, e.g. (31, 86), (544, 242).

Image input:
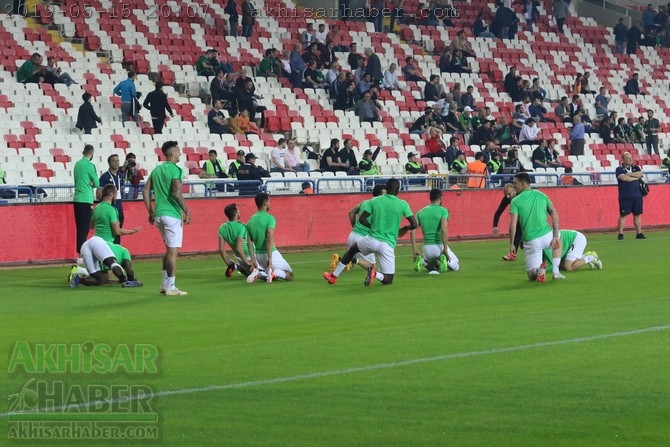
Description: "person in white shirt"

(270, 138), (294, 173)
(314, 24), (327, 44)
(383, 63), (400, 90)
(300, 23), (315, 46)
(518, 120), (541, 144)
(285, 138), (310, 172)
(280, 50), (291, 77)
(326, 61), (340, 85)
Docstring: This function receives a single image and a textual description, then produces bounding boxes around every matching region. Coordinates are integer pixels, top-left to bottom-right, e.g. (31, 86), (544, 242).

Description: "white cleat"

(246, 268), (260, 283)
(553, 272), (566, 280)
(164, 288), (188, 296)
(428, 270), (440, 275)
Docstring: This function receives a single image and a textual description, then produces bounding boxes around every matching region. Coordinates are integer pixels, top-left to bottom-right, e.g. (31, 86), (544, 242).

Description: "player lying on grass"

(542, 230), (602, 272)
(409, 188), (460, 274)
(69, 238), (142, 287)
(219, 203), (263, 282)
(330, 184), (387, 273)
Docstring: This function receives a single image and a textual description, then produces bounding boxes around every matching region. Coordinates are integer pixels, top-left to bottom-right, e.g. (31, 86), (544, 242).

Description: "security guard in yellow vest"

(404, 152), (426, 174)
(200, 149), (228, 192)
(228, 150), (246, 178)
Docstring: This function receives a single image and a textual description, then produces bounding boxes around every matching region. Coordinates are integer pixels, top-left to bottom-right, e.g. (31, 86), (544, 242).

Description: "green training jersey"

(219, 221), (250, 258)
(102, 242), (131, 272)
(542, 230), (578, 268)
(247, 211), (277, 254)
(352, 199), (373, 237)
(510, 189), (553, 241)
(73, 157), (99, 204)
(149, 162), (184, 219)
(367, 194), (414, 249)
(92, 202), (118, 243)
(417, 204), (449, 246)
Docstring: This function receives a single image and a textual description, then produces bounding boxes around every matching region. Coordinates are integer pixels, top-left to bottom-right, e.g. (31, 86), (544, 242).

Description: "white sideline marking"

(3, 324), (669, 417)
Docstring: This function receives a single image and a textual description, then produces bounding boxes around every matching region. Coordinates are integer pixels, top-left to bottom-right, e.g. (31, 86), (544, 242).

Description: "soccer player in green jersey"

(72, 144), (100, 254)
(218, 203), (262, 282)
(509, 172), (564, 282)
(330, 183), (386, 272)
(324, 178), (417, 286)
(143, 141), (191, 296)
(542, 230), (602, 271)
(247, 193), (294, 283)
(410, 188), (459, 274)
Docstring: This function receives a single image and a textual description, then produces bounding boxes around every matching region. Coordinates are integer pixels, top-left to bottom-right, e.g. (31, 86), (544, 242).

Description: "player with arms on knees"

(143, 141), (191, 296)
(218, 203), (262, 282)
(509, 172), (564, 282)
(330, 183), (386, 272)
(542, 230), (602, 272)
(410, 188), (459, 274)
(324, 178), (417, 286)
(493, 183), (523, 261)
(247, 193), (294, 282)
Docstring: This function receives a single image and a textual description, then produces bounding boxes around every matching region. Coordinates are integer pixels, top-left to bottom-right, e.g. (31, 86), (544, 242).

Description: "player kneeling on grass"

(330, 184), (387, 273)
(410, 188), (460, 274)
(324, 178), (417, 286)
(69, 237), (142, 287)
(542, 230), (602, 272)
(247, 193), (294, 282)
(219, 203), (263, 283)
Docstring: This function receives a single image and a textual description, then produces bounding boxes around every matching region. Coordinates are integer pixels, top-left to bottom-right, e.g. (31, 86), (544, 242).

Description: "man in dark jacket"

(143, 81), (174, 134)
(627, 22), (642, 54)
(363, 48), (383, 85)
(236, 153), (270, 196)
(75, 92), (102, 134)
(224, 0), (239, 37)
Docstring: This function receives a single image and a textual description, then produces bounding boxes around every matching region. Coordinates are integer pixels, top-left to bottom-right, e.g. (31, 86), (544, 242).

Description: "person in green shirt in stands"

(219, 203), (262, 282)
(324, 178), (417, 286)
(17, 53), (60, 85)
(541, 229), (602, 272)
(73, 144), (100, 255)
(143, 141), (191, 296)
(196, 49), (216, 77)
(410, 188), (460, 274)
(258, 48), (280, 77)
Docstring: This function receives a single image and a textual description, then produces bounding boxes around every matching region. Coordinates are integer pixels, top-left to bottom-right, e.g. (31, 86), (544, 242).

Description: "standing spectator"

(73, 144), (100, 255)
(389, 0), (405, 33)
(627, 22), (642, 54)
(75, 92), (102, 135)
(624, 73), (645, 95)
(643, 4), (656, 34)
(494, 2), (516, 39)
(570, 115), (585, 156)
(613, 18), (628, 55)
(236, 79), (266, 123)
(45, 57), (76, 86)
(353, 90), (380, 123)
(347, 43), (363, 70)
(208, 99), (231, 135)
(113, 71), (139, 125)
(143, 141), (190, 296)
(553, 0), (569, 34)
(241, 0), (255, 37)
(285, 138), (310, 172)
(99, 154), (125, 244)
(595, 87), (610, 116)
(383, 63), (400, 90)
(615, 152), (646, 240)
(474, 11), (495, 38)
(143, 81), (174, 135)
(524, 0), (540, 33)
(210, 70), (234, 104)
(224, 0), (239, 37)
(364, 48), (383, 85)
(371, 0), (384, 32)
(340, 0), (351, 20)
(644, 110), (660, 155)
(466, 152), (488, 188)
(122, 153), (143, 200)
(289, 43), (306, 88)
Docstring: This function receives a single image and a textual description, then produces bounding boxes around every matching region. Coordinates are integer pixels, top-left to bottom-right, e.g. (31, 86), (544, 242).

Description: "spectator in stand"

(236, 109), (260, 135)
(572, 73), (583, 94)
(569, 95), (591, 123)
(353, 57), (366, 83)
(661, 148), (670, 172)
(570, 115), (585, 156)
(598, 116), (614, 144)
(279, 50), (292, 78)
(228, 150), (246, 178)
(403, 57), (426, 82)
(503, 66), (519, 94)
(314, 23), (327, 44)
(358, 73), (373, 94)
(383, 63), (400, 90)
(644, 110), (660, 155)
(258, 48), (281, 78)
(553, 0), (569, 34)
(353, 90), (381, 123)
(471, 119), (497, 146)
(224, 0), (239, 37)
(532, 139), (562, 169)
(554, 96), (571, 123)
(326, 61), (340, 85)
(654, 5), (667, 36)
(500, 147), (529, 177)
(241, 0), (255, 37)
(523, 0), (540, 32)
(330, 71), (347, 99)
(301, 43), (320, 68)
(211, 70), (231, 104)
(529, 97), (554, 123)
(326, 25), (348, 52)
(624, 73), (645, 95)
(303, 60), (327, 90)
(410, 108), (435, 135)
(121, 153), (143, 200)
(347, 43), (363, 70)
(75, 92), (102, 135)
(471, 108), (487, 131)
(289, 43), (306, 88)
(269, 138), (294, 173)
(518, 119), (541, 145)
(466, 152), (488, 188)
(208, 100), (231, 135)
(196, 49), (216, 77)
(493, 2), (515, 39)
(405, 152), (426, 174)
(17, 53), (60, 85)
(474, 11), (495, 38)
(450, 50), (471, 74)
(143, 81), (173, 135)
(113, 71), (139, 125)
(595, 87), (610, 117)
(434, 131), (458, 164)
(301, 23), (315, 46)
(210, 49), (234, 74)
(424, 75), (442, 101)
(449, 152), (466, 176)
(438, 49), (452, 73)
(358, 147), (381, 175)
(320, 41), (338, 70)
(561, 166), (583, 185)
(389, 0), (405, 32)
(613, 18), (628, 55)
(320, 139), (349, 173)
(364, 48), (383, 85)
(45, 57), (76, 86)
(443, 103), (461, 134)
(200, 149), (229, 181)
(334, 81), (356, 111)
(547, 139), (564, 164)
(643, 4), (656, 35)
(450, 30), (475, 59)
(458, 106), (474, 134)
(237, 79), (266, 123)
(496, 116), (517, 145)
(461, 85), (475, 110)
(528, 78), (546, 102)
(285, 138), (310, 172)
(627, 22), (642, 54)
(581, 72), (596, 94)
(338, 139), (359, 174)
(612, 117), (629, 143)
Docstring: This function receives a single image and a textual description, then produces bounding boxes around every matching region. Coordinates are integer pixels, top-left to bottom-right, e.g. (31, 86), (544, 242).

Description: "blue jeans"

(242, 23), (253, 37)
(615, 41), (625, 54)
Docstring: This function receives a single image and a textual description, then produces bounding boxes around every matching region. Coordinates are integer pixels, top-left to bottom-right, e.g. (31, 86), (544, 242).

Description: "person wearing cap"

(458, 106), (474, 133)
(358, 148), (381, 175)
(75, 92), (102, 135)
(236, 153), (270, 195)
(409, 108), (435, 135)
(405, 153), (426, 174)
(143, 81), (174, 134)
(487, 150), (503, 175)
(299, 182), (314, 194)
(228, 150), (246, 178)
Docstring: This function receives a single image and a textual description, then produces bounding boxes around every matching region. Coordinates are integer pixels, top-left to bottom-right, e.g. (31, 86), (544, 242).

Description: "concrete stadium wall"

(1, 185), (668, 265)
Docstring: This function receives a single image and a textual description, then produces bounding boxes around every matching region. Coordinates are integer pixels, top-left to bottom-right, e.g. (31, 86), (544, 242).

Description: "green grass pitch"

(1, 231), (669, 446)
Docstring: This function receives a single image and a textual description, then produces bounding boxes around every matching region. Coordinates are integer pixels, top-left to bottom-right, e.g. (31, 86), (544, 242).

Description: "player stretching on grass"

(409, 188), (459, 274)
(324, 178), (417, 286)
(143, 141), (190, 296)
(218, 203), (262, 282)
(493, 183), (523, 261)
(330, 184), (386, 272)
(509, 172), (564, 282)
(542, 230), (602, 272)
(247, 193), (294, 282)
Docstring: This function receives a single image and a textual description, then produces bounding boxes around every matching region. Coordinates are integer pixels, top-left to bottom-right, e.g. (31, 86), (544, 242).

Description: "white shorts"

(256, 251), (292, 273)
(423, 244), (458, 266)
(347, 231), (375, 264)
(564, 232), (587, 262)
(80, 236), (115, 274)
(523, 231), (554, 271)
(155, 215), (183, 248)
(356, 236), (395, 274)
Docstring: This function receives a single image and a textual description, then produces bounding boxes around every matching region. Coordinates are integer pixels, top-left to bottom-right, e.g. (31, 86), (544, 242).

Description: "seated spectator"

(45, 57), (76, 86)
(334, 81), (356, 111)
(314, 23), (327, 44)
(458, 106), (474, 133)
(236, 109), (260, 135)
(383, 63), (400, 90)
(452, 82), (463, 109)
(443, 103), (461, 134)
(624, 117), (641, 143)
(410, 108), (435, 135)
(450, 152), (467, 174)
(358, 147), (381, 175)
(532, 139), (562, 169)
(450, 30), (475, 58)
(301, 23), (315, 46)
(546, 139), (564, 166)
(211, 70), (235, 105)
(561, 167), (583, 185)
(207, 100), (231, 135)
(500, 148), (529, 175)
(326, 25), (349, 52)
(504, 66), (520, 93)
(210, 49), (235, 74)
(338, 139), (360, 174)
(285, 138), (310, 172)
(495, 116), (517, 145)
(196, 49), (217, 77)
(258, 48), (281, 78)
(347, 43), (364, 70)
(353, 90), (381, 123)
(470, 119), (497, 146)
(554, 96), (571, 123)
(228, 150), (246, 178)
(598, 117), (614, 144)
(527, 78), (546, 102)
(661, 149), (670, 172)
(461, 86), (475, 110)
(402, 57), (426, 82)
(200, 149), (229, 180)
(299, 182), (314, 194)
(518, 119), (541, 145)
(325, 61), (340, 85)
(358, 73), (373, 95)
(17, 53), (60, 85)
(487, 150), (503, 174)
(613, 117), (629, 143)
(405, 152), (426, 174)
(424, 75), (443, 101)
(236, 79), (266, 123)
(474, 12), (496, 38)
(320, 139), (349, 172)
(235, 69), (251, 90)
(450, 50), (471, 74)
(302, 43), (322, 68)
(581, 71), (597, 94)
(438, 49), (452, 73)
(75, 92), (102, 135)
(528, 97), (555, 123)
(227, 111), (245, 135)
(426, 129), (453, 163)
(330, 71), (347, 100)
(303, 60), (326, 90)
(595, 87), (610, 116)
(270, 138), (294, 173)
(624, 73), (646, 95)
(471, 108), (487, 131)
(320, 41), (338, 70)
